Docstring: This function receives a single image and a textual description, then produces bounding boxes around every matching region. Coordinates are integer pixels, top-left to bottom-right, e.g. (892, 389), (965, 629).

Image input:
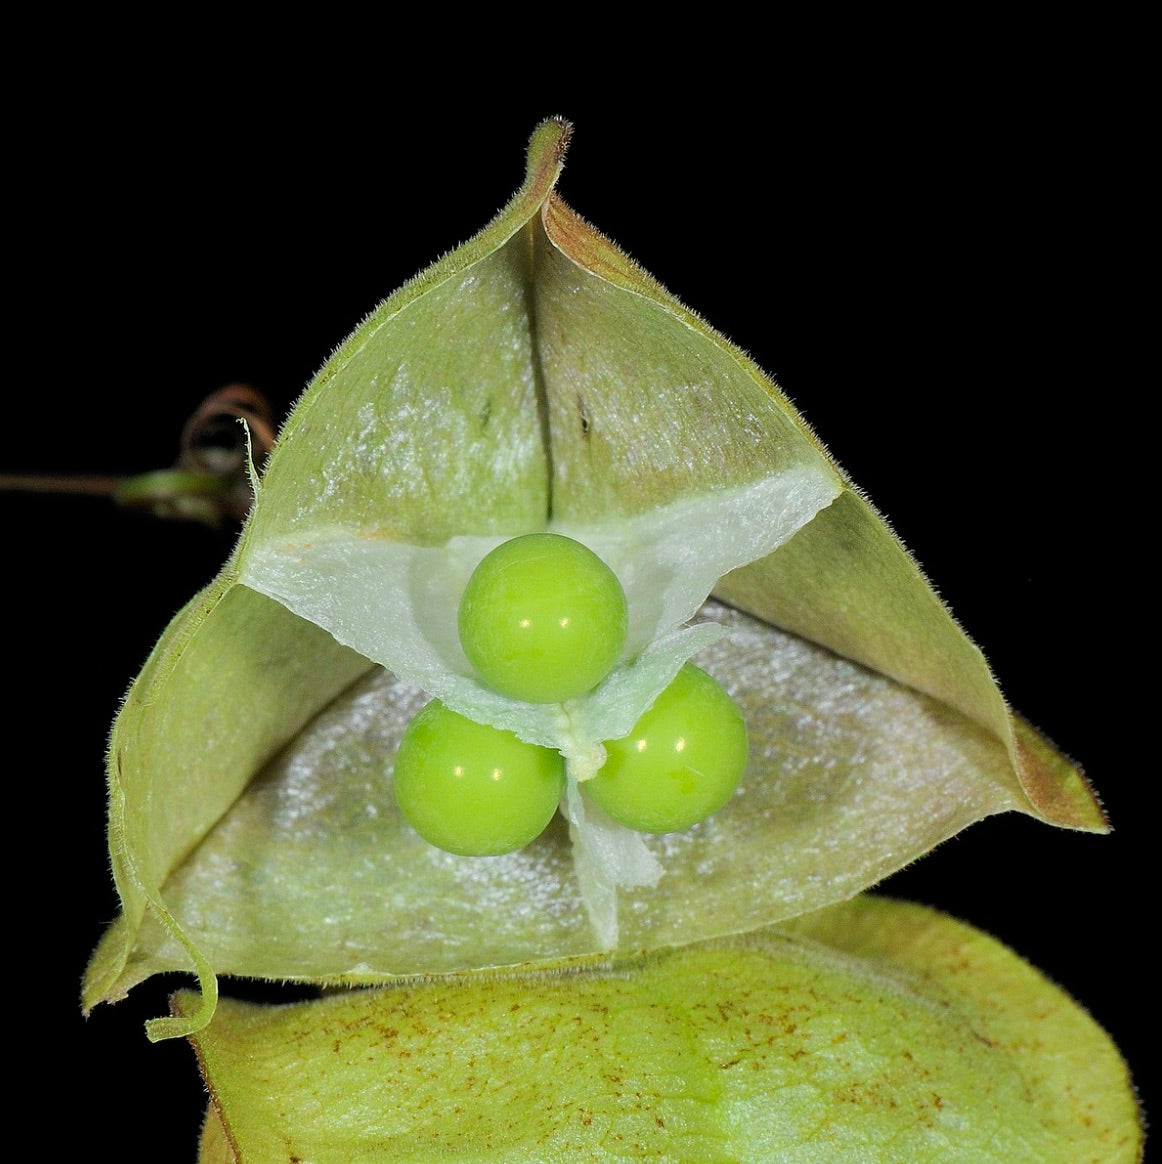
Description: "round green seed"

(458, 533), (628, 703)
(584, 664), (747, 834)
(393, 701), (564, 856)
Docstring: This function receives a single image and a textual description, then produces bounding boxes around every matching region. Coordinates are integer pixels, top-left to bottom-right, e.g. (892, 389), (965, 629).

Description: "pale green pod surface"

(84, 119), (1106, 1041)
(183, 897), (1142, 1163)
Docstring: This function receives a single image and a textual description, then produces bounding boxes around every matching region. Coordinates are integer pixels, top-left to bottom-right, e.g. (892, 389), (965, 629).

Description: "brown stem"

(0, 473), (125, 497)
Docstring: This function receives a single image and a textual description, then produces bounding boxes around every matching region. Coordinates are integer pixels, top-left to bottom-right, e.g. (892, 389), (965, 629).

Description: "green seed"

(585, 664), (748, 833)
(393, 701), (564, 856)
(458, 533), (628, 703)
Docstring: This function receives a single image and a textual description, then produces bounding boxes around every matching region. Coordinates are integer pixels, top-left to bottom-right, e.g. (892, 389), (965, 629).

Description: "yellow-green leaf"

(182, 896), (1141, 1163)
(85, 119), (1105, 1039)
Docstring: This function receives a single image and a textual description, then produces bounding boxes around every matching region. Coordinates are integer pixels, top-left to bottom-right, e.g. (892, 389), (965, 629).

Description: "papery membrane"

(241, 468), (840, 943)
(239, 467), (838, 744)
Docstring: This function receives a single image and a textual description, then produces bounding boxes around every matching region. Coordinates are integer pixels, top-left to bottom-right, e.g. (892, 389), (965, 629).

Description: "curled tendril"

(1, 384), (278, 527)
(179, 384), (277, 480)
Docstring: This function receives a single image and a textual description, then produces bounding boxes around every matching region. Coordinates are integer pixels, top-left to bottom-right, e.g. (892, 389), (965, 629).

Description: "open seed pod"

(82, 119), (1139, 1160)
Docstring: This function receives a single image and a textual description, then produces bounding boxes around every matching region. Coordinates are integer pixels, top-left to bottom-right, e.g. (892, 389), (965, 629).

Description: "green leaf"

(183, 896), (1142, 1163)
(84, 119), (1105, 1039)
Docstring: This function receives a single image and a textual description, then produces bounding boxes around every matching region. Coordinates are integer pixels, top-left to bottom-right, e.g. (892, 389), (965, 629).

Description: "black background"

(8, 85), (1147, 1155)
